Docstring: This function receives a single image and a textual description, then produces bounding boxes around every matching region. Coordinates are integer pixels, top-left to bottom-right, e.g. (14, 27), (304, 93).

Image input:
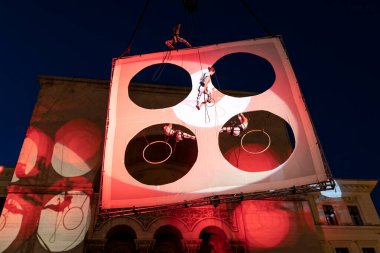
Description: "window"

(335, 248), (349, 253)
(323, 205), (338, 225)
(362, 248), (376, 253)
(347, 206), (364, 225)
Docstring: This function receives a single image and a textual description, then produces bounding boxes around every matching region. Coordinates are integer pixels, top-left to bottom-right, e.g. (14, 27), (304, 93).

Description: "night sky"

(1, 1), (379, 212)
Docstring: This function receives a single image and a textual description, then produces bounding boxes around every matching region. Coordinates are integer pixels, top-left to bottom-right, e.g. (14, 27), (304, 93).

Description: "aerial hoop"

(143, 141), (173, 164)
(0, 214), (6, 231)
(205, 97), (215, 107)
(63, 207), (84, 231)
(201, 92), (215, 108)
(240, 130), (271, 154)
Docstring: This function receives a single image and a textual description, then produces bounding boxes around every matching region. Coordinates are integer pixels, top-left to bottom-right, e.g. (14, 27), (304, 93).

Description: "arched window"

(153, 225), (184, 253)
(199, 226), (230, 253)
(104, 225), (137, 253)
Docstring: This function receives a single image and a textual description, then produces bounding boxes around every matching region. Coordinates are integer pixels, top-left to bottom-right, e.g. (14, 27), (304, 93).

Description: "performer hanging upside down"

(196, 66), (216, 110)
(163, 123), (196, 142)
(220, 113), (249, 137)
(165, 24), (192, 49)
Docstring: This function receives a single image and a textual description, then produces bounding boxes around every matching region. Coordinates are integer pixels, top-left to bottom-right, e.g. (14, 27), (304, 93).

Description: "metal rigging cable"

(239, 0), (274, 37)
(120, 0), (151, 57)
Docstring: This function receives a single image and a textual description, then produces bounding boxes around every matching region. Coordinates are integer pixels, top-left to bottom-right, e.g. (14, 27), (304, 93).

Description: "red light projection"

(3, 117), (102, 251)
(52, 119), (102, 177)
(44, 195), (73, 212)
(243, 201), (290, 249)
(13, 127), (53, 181)
(0, 191), (44, 252)
(102, 38), (329, 209)
(0, 197), (23, 252)
(240, 200), (322, 251)
(224, 145), (281, 172)
(3, 75), (106, 252)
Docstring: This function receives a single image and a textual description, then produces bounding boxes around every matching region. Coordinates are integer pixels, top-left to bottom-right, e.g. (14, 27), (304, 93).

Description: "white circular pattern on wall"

(37, 191), (91, 252)
(51, 119), (102, 177)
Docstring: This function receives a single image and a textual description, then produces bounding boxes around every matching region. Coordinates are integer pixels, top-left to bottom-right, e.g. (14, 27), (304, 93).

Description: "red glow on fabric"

(54, 119), (102, 163)
(14, 127), (53, 178)
(0, 196), (24, 251)
(243, 201), (290, 249)
(3, 199), (23, 215)
(224, 144), (281, 172)
(0, 192), (43, 252)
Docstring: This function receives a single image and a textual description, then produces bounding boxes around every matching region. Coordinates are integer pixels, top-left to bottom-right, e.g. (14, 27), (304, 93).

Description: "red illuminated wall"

(0, 77), (108, 253)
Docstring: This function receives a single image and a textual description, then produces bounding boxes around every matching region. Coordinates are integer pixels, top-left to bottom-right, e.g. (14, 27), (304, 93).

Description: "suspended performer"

(196, 66), (216, 110)
(220, 113), (249, 137)
(165, 23), (192, 49)
(163, 123), (196, 142)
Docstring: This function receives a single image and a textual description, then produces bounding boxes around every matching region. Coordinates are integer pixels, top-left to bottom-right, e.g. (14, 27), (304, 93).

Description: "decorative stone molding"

(131, 206), (238, 232)
(339, 183), (374, 193)
(342, 196), (357, 203)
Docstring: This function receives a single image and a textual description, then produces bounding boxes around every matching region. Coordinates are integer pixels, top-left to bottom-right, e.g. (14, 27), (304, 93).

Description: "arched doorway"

(152, 225), (184, 253)
(199, 226), (231, 253)
(104, 225), (137, 253)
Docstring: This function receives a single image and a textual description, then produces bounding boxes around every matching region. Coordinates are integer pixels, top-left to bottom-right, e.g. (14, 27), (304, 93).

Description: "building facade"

(0, 76), (379, 253)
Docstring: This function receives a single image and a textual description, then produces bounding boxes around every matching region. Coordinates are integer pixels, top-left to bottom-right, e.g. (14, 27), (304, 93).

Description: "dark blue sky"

(1, 1), (379, 211)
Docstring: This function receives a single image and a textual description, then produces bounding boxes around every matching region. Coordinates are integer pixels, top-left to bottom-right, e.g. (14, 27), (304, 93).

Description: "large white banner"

(101, 38), (329, 209)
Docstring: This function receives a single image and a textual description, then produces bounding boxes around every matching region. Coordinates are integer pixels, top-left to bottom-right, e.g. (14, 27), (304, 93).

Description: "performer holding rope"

(163, 123), (196, 142)
(165, 23), (192, 49)
(196, 66), (216, 110)
(220, 113), (249, 137)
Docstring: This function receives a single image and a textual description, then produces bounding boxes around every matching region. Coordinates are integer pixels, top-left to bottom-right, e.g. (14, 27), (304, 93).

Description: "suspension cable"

(120, 0), (151, 57)
(239, 0), (274, 37)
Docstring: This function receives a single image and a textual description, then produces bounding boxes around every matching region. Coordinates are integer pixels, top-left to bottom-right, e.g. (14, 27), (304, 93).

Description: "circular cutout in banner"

(125, 123), (198, 185)
(219, 110), (295, 172)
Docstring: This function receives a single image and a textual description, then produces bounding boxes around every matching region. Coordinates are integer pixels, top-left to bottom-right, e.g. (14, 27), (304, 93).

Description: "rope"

(62, 195), (90, 251)
(49, 197), (65, 243)
(203, 93), (211, 124)
(152, 51), (171, 82)
(239, 0), (274, 37)
(213, 72), (222, 91)
(197, 48), (203, 73)
(233, 135), (242, 168)
(142, 133), (149, 145)
(120, 0), (151, 57)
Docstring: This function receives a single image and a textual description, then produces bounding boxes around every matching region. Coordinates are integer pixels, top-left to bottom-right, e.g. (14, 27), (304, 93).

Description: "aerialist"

(220, 113), (249, 137)
(196, 66), (216, 110)
(165, 24), (192, 49)
(44, 194), (73, 212)
(163, 123), (196, 142)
